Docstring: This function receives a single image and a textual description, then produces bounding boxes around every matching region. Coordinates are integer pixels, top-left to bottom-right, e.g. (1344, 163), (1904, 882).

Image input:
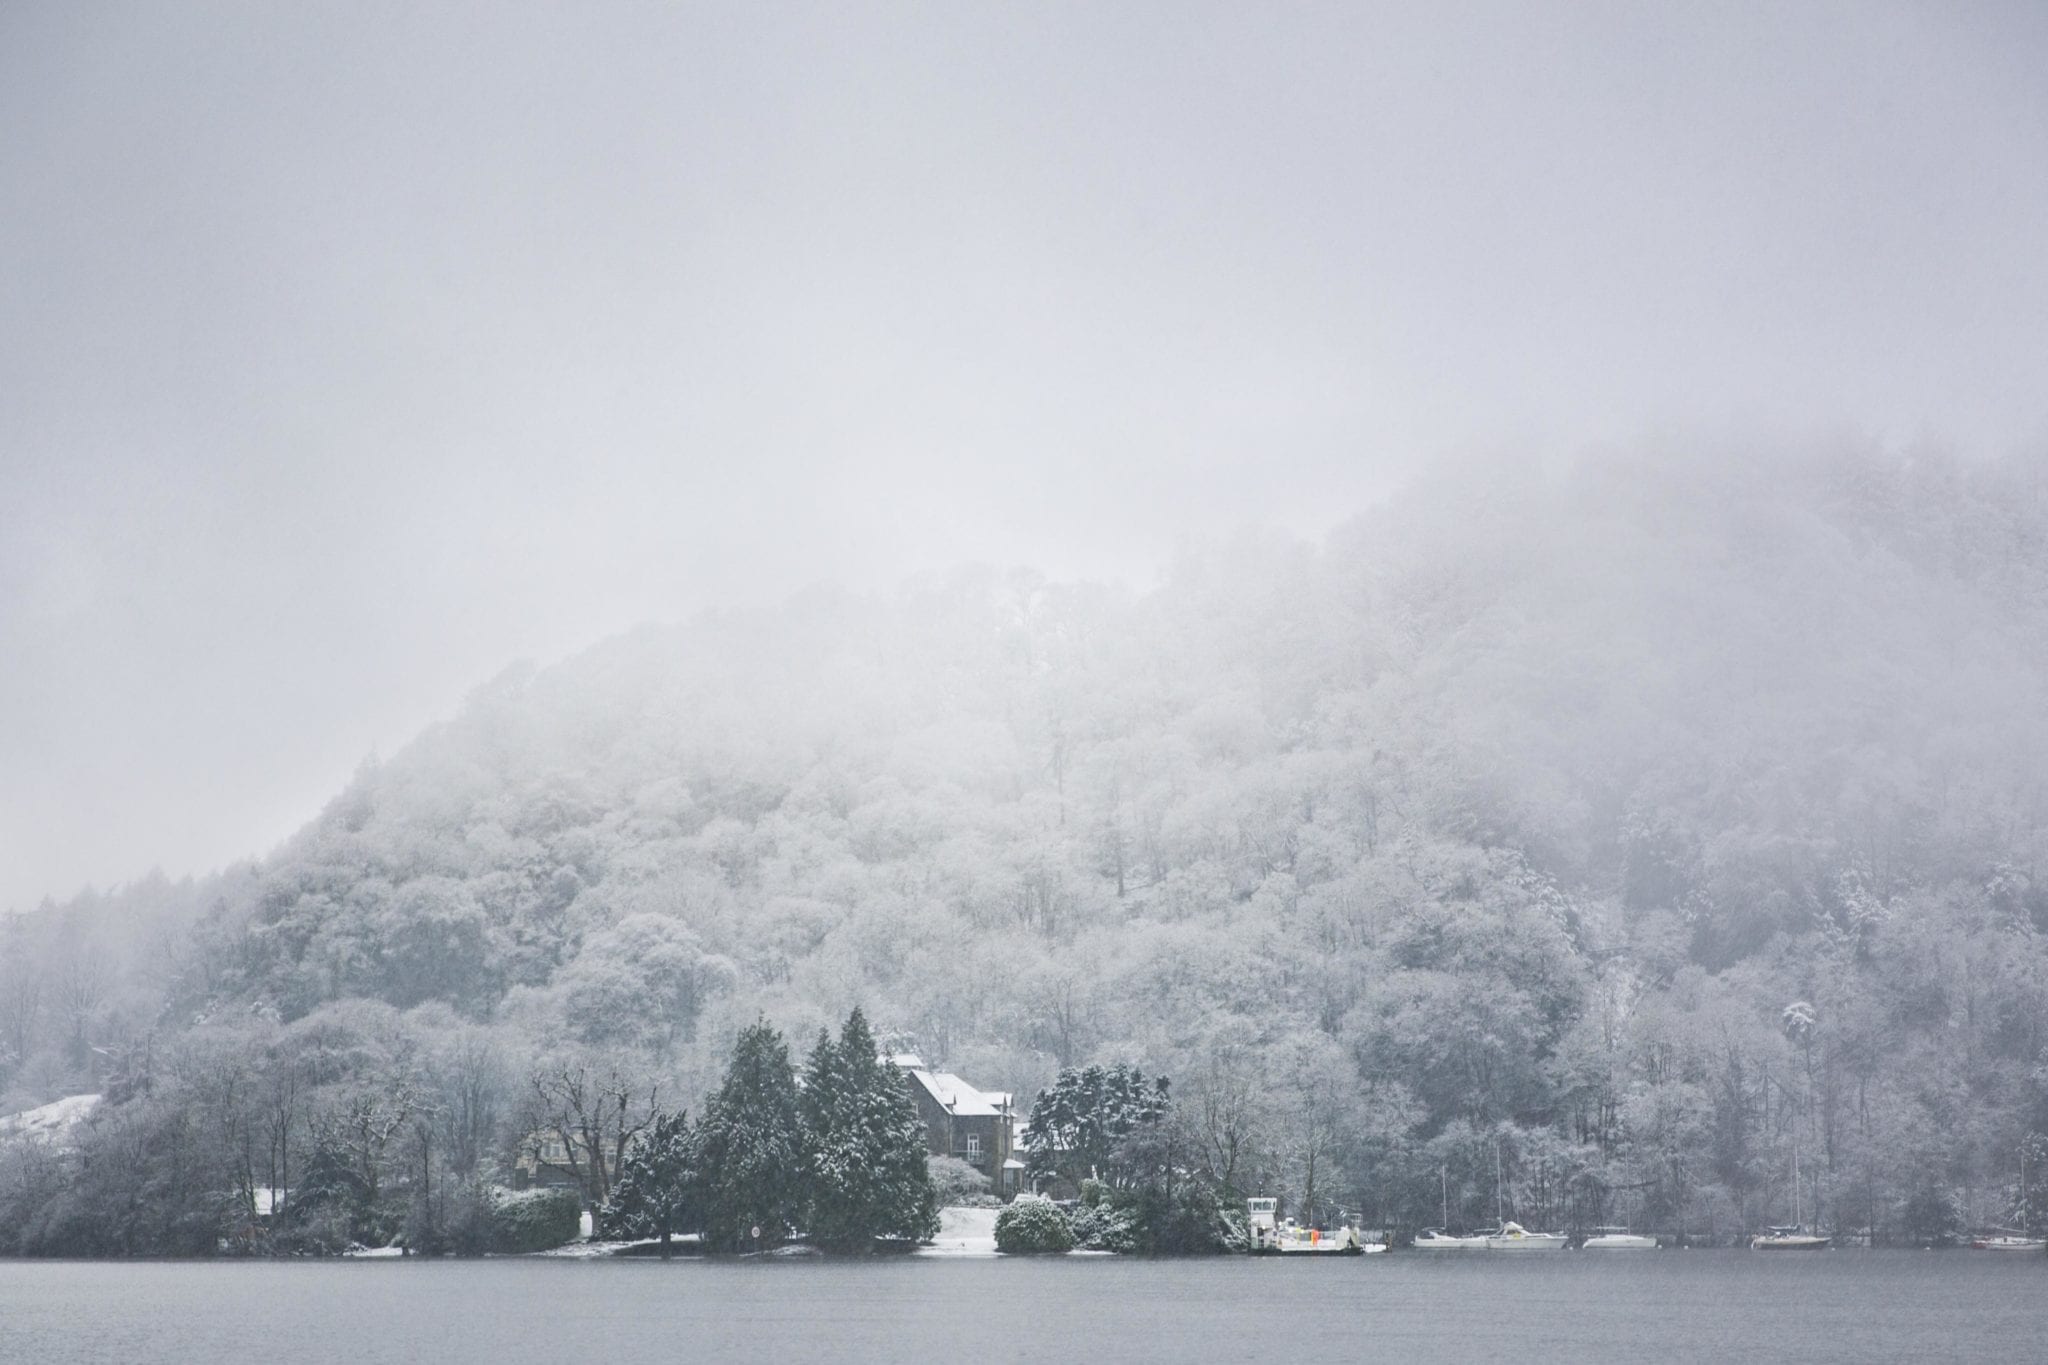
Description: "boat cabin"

(1246, 1197), (1279, 1248)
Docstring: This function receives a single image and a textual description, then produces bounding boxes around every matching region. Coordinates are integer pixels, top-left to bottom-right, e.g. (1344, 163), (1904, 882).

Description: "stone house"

(511, 1128), (591, 1192)
(886, 1054), (1023, 1199)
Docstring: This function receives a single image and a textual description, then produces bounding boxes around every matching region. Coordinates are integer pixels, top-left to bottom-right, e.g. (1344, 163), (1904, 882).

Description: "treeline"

(605, 1009), (937, 1255)
(1011, 1063), (1241, 1253)
(0, 1002), (938, 1257)
(7, 442), (2048, 1250)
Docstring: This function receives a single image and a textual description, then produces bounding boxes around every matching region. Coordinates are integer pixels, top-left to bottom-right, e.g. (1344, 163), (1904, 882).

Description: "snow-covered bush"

(928, 1154), (995, 1207)
(491, 1187), (581, 1253)
(1068, 1200), (1138, 1252)
(994, 1195), (1074, 1254)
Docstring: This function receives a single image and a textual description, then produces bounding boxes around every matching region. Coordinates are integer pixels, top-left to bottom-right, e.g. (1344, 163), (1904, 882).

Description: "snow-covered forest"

(7, 442), (2048, 1251)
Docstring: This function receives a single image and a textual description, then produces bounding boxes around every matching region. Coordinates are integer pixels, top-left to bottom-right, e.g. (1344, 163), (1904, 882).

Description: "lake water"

(1, 1251), (2041, 1364)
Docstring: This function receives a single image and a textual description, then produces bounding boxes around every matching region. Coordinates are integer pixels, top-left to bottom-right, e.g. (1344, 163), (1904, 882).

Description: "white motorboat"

(1485, 1220), (1568, 1251)
(1580, 1226), (1657, 1250)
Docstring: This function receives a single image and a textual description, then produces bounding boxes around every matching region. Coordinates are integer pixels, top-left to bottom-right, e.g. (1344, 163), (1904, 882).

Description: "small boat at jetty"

(1245, 1199), (1381, 1254)
(1580, 1227), (1657, 1250)
(1752, 1226), (1830, 1250)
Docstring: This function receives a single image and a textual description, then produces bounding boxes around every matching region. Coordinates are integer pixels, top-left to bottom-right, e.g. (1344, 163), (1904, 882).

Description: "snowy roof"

(907, 1068), (1010, 1117)
(935, 1074), (1006, 1116)
(884, 1052), (926, 1070)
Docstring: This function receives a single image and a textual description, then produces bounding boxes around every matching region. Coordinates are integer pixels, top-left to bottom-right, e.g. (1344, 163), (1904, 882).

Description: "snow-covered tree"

(693, 1023), (804, 1252)
(602, 1107), (696, 1258)
(800, 1008), (938, 1251)
(1023, 1063), (1169, 1189)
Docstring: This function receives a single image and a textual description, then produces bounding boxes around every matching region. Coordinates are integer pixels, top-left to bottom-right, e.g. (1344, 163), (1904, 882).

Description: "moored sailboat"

(1581, 1226), (1657, 1250)
(1412, 1227), (1490, 1250)
(1485, 1220), (1567, 1250)
(1752, 1225), (1830, 1250)
(1414, 1162), (1488, 1248)
(1970, 1142), (2046, 1250)
(1478, 1139), (1566, 1249)
(1754, 1139), (1828, 1249)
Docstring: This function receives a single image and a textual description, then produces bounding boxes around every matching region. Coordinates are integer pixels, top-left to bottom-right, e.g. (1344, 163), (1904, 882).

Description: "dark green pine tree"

(800, 1008), (939, 1252)
(1023, 1063), (1170, 1189)
(694, 1021), (806, 1252)
(602, 1108), (697, 1258)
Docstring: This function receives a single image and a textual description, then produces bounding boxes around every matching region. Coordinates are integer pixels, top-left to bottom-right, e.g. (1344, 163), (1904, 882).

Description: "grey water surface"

(2, 1251), (2040, 1364)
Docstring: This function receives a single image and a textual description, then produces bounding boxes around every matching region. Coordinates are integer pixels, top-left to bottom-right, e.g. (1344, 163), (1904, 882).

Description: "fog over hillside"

(8, 2), (2048, 921)
(7, 0), (2048, 1269)
(9, 443), (2048, 1251)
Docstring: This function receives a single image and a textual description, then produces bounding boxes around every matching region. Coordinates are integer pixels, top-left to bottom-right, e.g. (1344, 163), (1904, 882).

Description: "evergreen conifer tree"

(602, 1107), (696, 1258)
(800, 1008), (939, 1251)
(694, 1021), (806, 1251)
(1023, 1063), (1170, 1189)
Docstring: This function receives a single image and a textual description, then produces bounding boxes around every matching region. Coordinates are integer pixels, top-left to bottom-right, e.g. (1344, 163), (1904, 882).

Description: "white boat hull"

(1270, 1236), (1362, 1254)
(1486, 1232), (1568, 1251)
(1581, 1234), (1657, 1250)
(1255, 1224), (1372, 1254)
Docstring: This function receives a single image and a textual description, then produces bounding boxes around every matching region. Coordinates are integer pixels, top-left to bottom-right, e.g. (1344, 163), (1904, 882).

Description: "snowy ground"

(528, 1239), (657, 1258)
(915, 1206), (999, 1256)
(520, 1206), (1003, 1258)
(0, 1093), (100, 1146)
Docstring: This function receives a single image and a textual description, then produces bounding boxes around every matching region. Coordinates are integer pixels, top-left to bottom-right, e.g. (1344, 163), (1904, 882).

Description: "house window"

(966, 1134), (981, 1158)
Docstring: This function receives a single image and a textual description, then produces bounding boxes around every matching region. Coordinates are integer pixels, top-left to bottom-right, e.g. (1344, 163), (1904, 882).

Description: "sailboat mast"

(1496, 1138), (1504, 1227)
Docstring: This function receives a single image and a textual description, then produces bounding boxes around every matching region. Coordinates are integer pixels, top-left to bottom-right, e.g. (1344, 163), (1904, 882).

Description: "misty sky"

(3, 1), (2046, 912)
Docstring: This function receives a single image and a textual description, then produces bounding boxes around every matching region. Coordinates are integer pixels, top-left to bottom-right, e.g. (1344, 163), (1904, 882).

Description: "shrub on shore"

(490, 1187), (581, 1253)
(1068, 1200), (1138, 1252)
(994, 1195), (1074, 1254)
(928, 1154), (994, 1208)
